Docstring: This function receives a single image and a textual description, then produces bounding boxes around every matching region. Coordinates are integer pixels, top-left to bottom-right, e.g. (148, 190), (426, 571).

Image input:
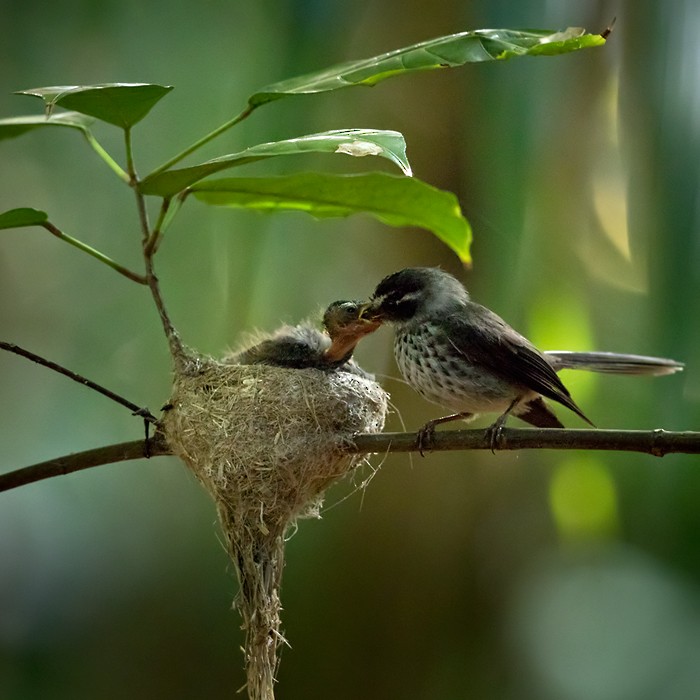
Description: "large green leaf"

(16, 83), (173, 128)
(0, 111), (94, 141)
(0, 208), (48, 229)
(249, 27), (606, 106)
(191, 172), (471, 263)
(139, 129), (411, 196)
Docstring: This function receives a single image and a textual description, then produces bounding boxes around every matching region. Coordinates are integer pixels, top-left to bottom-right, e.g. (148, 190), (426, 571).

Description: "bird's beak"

(323, 301), (383, 363)
(357, 300), (385, 323)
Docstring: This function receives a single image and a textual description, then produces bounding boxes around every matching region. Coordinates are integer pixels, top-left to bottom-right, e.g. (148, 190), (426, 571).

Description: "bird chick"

(227, 301), (379, 378)
(322, 300), (382, 364)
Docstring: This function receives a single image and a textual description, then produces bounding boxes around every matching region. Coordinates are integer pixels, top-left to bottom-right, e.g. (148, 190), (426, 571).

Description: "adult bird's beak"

(357, 300), (385, 323)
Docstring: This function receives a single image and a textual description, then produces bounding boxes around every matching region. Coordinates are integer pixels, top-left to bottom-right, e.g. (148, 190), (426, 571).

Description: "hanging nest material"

(161, 332), (387, 699)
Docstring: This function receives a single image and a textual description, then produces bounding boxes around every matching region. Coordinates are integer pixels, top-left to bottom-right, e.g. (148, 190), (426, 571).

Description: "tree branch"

(2, 428), (699, 495)
(0, 341), (158, 424)
(0, 434), (170, 493)
(350, 427), (700, 456)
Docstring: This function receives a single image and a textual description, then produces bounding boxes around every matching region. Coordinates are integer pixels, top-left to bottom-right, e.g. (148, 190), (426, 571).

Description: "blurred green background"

(2, 1), (699, 698)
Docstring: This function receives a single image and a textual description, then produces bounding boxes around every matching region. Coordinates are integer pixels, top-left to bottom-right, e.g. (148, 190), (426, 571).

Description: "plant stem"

(144, 198), (171, 256)
(41, 221), (147, 284)
(132, 181), (187, 364)
(124, 126), (135, 179)
(83, 131), (130, 183)
(143, 248), (187, 366)
(123, 126), (188, 367)
(147, 104), (257, 178)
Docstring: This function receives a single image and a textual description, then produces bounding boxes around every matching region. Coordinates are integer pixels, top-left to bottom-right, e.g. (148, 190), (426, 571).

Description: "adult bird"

(356, 267), (684, 450)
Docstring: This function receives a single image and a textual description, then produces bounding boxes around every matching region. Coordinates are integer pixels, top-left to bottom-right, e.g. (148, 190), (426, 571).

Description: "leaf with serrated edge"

(139, 129), (411, 196)
(191, 172), (471, 263)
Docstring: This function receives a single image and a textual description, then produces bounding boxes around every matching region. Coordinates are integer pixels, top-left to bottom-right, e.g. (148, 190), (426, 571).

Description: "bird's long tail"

(545, 351), (684, 376)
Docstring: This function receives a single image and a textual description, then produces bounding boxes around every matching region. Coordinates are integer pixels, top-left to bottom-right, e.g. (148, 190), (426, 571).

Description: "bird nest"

(160, 349), (387, 699)
(162, 352), (387, 535)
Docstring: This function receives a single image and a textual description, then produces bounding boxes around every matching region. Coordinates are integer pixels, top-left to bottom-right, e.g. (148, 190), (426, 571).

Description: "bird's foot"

(485, 399), (520, 453)
(485, 415), (508, 454)
(416, 420), (439, 457)
(416, 412), (474, 457)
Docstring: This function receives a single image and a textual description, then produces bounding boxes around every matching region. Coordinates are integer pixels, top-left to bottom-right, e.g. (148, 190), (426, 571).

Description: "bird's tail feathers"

(545, 351), (684, 376)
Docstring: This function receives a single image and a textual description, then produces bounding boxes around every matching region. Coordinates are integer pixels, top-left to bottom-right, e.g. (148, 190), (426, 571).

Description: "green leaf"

(191, 172), (471, 263)
(16, 83), (173, 128)
(516, 28), (607, 57)
(139, 129), (412, 196)
(0, 208), (48, 229)
(249, 27), (606, 106)
(0, 111), (94, 141)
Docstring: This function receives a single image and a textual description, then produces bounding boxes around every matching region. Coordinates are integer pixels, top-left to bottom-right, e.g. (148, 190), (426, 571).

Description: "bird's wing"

(441, 303), (593, 425)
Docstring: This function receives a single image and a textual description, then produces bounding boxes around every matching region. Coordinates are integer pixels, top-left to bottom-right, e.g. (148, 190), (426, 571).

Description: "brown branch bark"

(0, 433), (170, 493)
(0, 342), (158, 424)
(350, 427), (700, 456)
(1, 427), (699, 495)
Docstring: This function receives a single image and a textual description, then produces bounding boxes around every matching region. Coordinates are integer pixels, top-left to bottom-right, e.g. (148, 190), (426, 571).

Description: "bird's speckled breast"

(393, 323), (520, 415)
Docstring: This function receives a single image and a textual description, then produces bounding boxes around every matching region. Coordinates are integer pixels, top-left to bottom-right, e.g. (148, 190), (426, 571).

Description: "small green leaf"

(0, 111), (94, 141)
(248, 27), (606, 105)
(191, 172), (471, 263)
(139, 129), (411, 196)
(0, 208), (49, 229)
(17, 83), (173, 128)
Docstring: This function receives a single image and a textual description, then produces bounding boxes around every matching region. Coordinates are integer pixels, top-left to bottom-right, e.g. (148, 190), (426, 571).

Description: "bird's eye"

(342, 302), (361, 314)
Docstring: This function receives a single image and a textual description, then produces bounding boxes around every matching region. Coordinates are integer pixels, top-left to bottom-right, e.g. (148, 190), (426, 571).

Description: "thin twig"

(0, 434), (170, 492)
(82, 130), (130, 183)
(2, 428), (699, 495)
(41, 221), (147, 284)
(147, 103), (257, 178)
(144, 198), (171, 256)
(0, 341), (158, 423)
(127, 147), (187, 365)
(143, 251), (187, 366)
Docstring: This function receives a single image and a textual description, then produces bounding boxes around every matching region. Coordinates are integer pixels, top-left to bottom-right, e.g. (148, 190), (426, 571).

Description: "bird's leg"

(485, 397), (521, 453)
(417, 412), (473, 456)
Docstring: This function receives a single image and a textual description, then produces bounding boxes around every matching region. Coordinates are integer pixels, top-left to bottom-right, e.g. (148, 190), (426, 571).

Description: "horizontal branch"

(0, 434), (170, 493)
(1, 427), (698, 495)
(350, 427), (700, 456)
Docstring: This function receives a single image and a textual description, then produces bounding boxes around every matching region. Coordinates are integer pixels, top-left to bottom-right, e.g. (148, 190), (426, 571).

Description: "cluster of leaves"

(0, 27), (606, 281)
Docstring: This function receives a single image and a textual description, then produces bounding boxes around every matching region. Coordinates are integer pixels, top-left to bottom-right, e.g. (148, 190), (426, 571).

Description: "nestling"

(228, 300), (380, 378)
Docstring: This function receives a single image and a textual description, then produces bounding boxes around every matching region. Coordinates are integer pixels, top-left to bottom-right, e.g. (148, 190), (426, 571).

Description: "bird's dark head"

(360, 267), (470, 324)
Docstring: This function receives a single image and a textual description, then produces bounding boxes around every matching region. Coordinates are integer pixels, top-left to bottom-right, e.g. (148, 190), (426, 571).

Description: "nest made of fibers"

(162, 352), (388, 538)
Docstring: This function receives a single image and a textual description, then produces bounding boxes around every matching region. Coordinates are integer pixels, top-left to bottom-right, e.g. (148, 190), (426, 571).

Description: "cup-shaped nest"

(162, 353), (387, 538)
(161, 346), (387, 699)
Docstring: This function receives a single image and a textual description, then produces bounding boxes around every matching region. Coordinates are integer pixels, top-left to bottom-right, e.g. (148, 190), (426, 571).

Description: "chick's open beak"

(322, 300), (383, 364)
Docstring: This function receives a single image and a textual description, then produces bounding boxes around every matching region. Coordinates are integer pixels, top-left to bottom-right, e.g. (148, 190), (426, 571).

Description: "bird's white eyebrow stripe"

(390, 291), (422, 302)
